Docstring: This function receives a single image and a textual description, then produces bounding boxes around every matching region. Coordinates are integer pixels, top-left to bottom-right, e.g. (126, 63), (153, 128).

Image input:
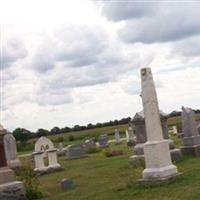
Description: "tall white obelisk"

(139, 68), (178, 185)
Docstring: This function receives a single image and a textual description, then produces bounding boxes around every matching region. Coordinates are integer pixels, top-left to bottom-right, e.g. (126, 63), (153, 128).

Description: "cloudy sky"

(0, 0), (200, 131)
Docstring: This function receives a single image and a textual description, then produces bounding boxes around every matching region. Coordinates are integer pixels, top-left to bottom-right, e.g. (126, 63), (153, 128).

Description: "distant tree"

(87, 123), (94, 129)
(169, 111), (181, 117)
(73, 125), (82, 131)
(60, 126), (71, 133)
(95, 123), (102, 128)
(36, 129), (49, 137)
(13, 128), (32, 143)
(194, 109), (200, 114)
(50, 126), (61, 134)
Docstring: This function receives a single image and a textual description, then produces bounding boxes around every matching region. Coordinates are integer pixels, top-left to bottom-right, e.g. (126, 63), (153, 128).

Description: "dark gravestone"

(98, 134), (109, 148)
(66, 144), (87, 159)
(0, 126), (8, 168)
(60, 178), (74, 190)
(181, 107), (200, 156)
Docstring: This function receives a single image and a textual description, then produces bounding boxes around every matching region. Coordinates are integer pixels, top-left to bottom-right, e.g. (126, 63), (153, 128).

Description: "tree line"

(13, 109), (200, 143)
(13, 117), (132, 142)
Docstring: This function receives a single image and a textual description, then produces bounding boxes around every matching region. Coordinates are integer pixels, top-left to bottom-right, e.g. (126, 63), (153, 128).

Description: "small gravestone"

(126, 127), (135, 146)
(114, 129), (121, 145)
(0, 124), (26, 200)
(66, 144), (87, 159)
(60, 178), (74, 190)
(172, 126), (178, 135)
(98, 134), (109, 148)
(181, 107), (200, 156)
(4, 132), (21, 169)
(57, 143), (66, 156)
(84, 138), (96, 151)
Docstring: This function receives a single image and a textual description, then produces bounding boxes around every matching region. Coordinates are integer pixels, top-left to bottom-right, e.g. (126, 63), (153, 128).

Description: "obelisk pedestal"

(0, 125), (27, 200)
(138, 68), (179, 186)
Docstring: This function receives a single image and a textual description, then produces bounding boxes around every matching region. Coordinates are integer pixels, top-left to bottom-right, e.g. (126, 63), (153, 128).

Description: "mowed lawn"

(37, 141), (200, 200)
(19, 113), (200, 200)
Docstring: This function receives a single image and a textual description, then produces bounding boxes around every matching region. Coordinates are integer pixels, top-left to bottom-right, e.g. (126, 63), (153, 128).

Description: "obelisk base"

(139, 140), (179, 185)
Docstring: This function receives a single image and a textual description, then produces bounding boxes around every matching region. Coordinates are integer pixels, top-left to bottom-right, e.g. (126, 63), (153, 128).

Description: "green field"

(18, 114), (200, 200)
(18, 114), (200, 155)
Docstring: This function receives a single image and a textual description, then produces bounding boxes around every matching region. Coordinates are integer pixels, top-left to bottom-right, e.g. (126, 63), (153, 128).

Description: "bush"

(16, 164), (43, 200)
(86, 147), (101, 154)
(68, 135), (75, 141)
(17, 142), (34, 152)
(55, 136), (64, 143)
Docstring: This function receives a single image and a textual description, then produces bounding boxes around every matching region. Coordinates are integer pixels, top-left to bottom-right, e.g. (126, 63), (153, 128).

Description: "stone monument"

(172, 126), (178, 135)
(66, 144), (87, 159)
(181, 107), (200, 156)
(114, 129), (121, 145)
(57, 142), (66, 156)
(32, 136), (62, 174)
(131, 110), (177, 157)
(4, 131), (21, 168)
(0, 124), (26, 199)
(126, 126), (135, 146)
(84, 138), (96, 151)
(98, 134), (109, 148)
(139, 68), (179, 185)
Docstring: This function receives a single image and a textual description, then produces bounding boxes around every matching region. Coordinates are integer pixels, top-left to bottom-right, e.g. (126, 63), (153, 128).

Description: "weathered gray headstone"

(114, 129), (121, 145)
(84, 138), (96, 151)
(66, 144), (87, 159)
(131, 110), (174, 155)
(4, 132), (21, 168)
(0, 125), (27, 200)
(181, 107), (200, 156)
(139, 68), (179, 185)
(172, 126), (178, 135)
(57, 142), (66, 156)
(60, 178), (74, 190)
(98, 134), (109, 148)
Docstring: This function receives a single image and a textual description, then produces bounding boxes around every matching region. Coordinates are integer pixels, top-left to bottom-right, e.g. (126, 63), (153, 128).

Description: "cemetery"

(1, 1), (200, 199)
(0, 68), (200, 200)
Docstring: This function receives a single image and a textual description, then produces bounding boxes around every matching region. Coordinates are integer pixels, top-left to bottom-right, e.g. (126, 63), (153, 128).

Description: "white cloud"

(1, 0), (200, 131)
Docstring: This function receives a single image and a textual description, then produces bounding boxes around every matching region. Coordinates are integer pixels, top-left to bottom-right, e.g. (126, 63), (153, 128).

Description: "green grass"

(17, 113), (200, 200)
(18, 113), (200, 155)
(22, 140), (200, 200)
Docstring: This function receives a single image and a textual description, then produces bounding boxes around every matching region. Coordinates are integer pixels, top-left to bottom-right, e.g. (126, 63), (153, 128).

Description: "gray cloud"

(1, 38), (27, 69)
(36, 89), (73, 106)
(172, 36), (200, 58)
(102, 1), (156, 21)
(29, 25), (107, 72)
(101, 2), (200, 44)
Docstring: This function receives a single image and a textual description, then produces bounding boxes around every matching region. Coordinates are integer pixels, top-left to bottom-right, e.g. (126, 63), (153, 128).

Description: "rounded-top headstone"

(35, 136), (54, 152)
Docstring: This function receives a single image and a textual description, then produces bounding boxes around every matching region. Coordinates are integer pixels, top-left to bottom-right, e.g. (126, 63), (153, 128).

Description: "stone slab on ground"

(181, 144), (200, 156)
(0, 181), (27, 200)
(60, 178), (74, 190)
